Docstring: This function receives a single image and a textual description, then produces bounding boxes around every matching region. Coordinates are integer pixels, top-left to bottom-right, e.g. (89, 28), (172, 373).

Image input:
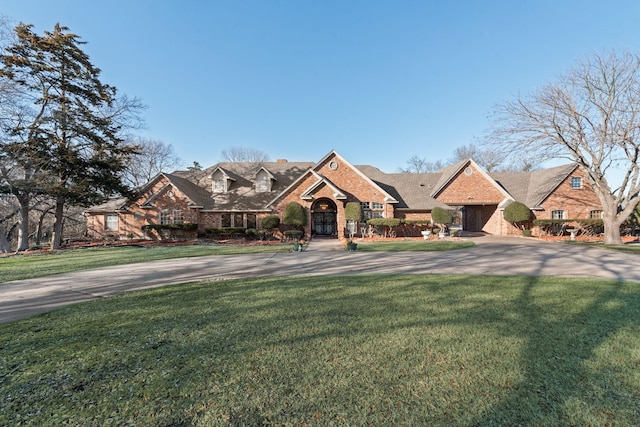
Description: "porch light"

(319, 202), (329, 210)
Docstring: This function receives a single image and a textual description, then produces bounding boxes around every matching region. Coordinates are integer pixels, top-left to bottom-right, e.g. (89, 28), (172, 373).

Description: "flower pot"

(346, 242), (357, 251)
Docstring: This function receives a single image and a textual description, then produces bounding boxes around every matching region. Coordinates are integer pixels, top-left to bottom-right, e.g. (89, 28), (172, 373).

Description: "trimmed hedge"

(142, 223), (198, 232)
(365, 218), (431, 238)
(283, 230), (304, 240)
(366, 218), (402, 227)
(204, 227), (247, 236)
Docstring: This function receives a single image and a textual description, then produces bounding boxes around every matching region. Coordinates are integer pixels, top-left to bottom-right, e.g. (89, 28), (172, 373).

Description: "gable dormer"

(255, 167), (276, 193)
(211, 167), (235, 193)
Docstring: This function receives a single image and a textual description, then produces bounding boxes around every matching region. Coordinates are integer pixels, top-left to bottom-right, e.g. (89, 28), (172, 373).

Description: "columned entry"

(312, 198), (337, 237)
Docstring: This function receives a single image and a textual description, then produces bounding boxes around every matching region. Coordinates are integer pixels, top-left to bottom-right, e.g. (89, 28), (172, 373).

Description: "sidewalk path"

(1, 235), (639, 323)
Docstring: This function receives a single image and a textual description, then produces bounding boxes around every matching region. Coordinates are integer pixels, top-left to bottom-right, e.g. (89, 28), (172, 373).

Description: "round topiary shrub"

(431, 207), (453, 225)
(283, 202), (307, 226)
(504, 201), (531, 232)
(260, 215), (280, 230)
(504, 201), (531, 223)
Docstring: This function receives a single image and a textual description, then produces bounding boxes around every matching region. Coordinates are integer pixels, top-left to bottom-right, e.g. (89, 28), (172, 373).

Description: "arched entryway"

(311, 198), (337, 237)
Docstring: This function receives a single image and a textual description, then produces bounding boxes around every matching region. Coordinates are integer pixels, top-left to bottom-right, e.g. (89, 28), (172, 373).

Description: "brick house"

(86, 150), (603, 240)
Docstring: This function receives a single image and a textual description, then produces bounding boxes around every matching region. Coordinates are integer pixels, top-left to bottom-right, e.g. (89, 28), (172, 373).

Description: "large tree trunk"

(16, 194), (30, 252)
(0, 232), (11, 253)
(50, 198), (65, 250)
(602, 210), (624, 245)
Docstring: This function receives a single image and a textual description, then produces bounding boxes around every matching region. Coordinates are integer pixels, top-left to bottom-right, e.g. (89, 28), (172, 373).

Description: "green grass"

(0, 243), (292, 283)
(1, 274), (638, 426)
(566, 240), (640, 254)
(355, 239), (475, 251)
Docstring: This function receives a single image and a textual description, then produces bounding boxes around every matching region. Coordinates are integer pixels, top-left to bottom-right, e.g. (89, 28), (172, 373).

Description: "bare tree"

(399, 155), (444, 173)
(221, 146), (269, 163)
(123, 137), (183, 188)
(487, 50), (640, 245)
(450, 143), (508, 172)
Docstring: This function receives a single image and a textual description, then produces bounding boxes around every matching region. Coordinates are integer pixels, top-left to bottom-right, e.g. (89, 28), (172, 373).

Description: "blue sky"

(3, 1), (640, 172)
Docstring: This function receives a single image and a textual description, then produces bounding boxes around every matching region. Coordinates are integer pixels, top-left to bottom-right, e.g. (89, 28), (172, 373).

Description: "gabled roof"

(300, 171), (347, 200)
(255, 166), (277, 181)
(315, 150), (398, 203)
(163, 173), (213, 208)
(210, 166), (238, 182)
(431, 159), (514, 203)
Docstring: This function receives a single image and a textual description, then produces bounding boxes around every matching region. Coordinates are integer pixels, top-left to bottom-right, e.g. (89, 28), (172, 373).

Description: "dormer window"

(256, 175), (270, 192)
(213, 177), (225, 192)
(255, 168), (275, 193)
(211, 168), (235, 193)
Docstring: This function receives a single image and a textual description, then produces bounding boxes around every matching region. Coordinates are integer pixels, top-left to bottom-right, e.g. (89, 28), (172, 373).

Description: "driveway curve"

(1, 235), (638, 323)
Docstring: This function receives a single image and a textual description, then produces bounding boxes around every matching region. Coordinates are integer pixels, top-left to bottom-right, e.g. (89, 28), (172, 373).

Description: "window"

(159, 209), (183, 225)
(551, 210), (565, 220)
(360, 201), (384, 219)
(256, 176), (270, 192)
(590, 210), (603, 219)
(571, 177), (582, 189)
(246, 214), (257, 229)
(221, 214), (231, 227)
(105, 214), (118, 231)
(233, 213), (244, 227)
(371, 202), (384, 218)
(213, 178), (225, 192)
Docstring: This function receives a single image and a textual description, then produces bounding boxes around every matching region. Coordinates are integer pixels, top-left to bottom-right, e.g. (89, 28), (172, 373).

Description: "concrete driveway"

(1, 235), (639, 324)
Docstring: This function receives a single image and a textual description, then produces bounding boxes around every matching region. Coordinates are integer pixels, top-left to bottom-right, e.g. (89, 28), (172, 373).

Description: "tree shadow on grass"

(469, 276), (640, 426)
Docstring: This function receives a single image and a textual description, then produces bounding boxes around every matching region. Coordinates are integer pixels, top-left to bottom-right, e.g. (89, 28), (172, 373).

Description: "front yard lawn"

(355, 239), (475, 251)
(1, 274), (638, 426)
(0, 243), (291, 283)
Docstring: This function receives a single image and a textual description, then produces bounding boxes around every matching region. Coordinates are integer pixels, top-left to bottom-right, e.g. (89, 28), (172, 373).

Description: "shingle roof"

(93, 155), (580, 213)
(180, 161), (314, 211)
(84, 197), (129, 213)
(356, 166), (450, 210)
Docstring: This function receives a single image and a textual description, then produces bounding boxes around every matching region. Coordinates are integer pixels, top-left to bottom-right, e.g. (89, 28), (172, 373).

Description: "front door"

(313, 211), (336, 235)
(312, 198), (337, 236)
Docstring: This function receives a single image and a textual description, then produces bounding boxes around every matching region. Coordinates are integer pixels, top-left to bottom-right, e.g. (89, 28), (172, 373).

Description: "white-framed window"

(571, 177), (582, 189)
(213, 178), (225, 192)
(360, 201), (384, 219)
(159, 209), (184, 225)
(590, 210), (603, 219)
(551, 210), (565, 220)
(256, 176), (270, 192)
(371, 202), (384, 218)
(105, 214), (118, 231)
